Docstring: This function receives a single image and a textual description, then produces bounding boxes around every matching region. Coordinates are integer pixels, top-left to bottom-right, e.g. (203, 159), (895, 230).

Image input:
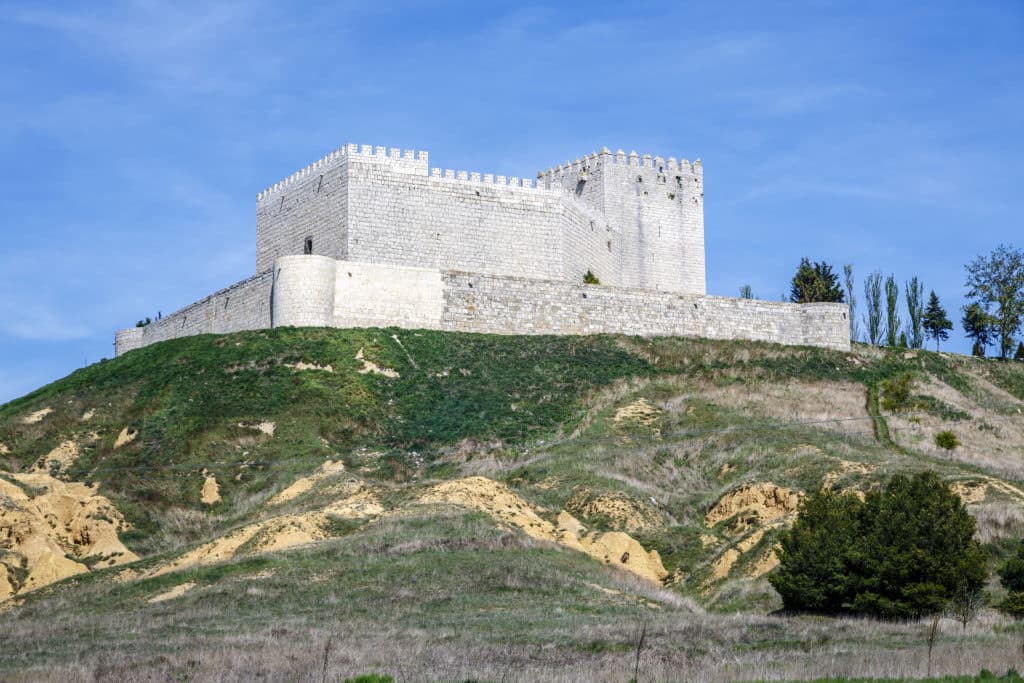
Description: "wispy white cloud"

(0, 296), (92, 342)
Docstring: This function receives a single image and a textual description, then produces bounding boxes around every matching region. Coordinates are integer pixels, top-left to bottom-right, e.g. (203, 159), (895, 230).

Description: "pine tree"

(923, 291), (953, 352)
(885, 275), (900, 346)
(905, 277), (925, 349)
(790, 258), (845, 304)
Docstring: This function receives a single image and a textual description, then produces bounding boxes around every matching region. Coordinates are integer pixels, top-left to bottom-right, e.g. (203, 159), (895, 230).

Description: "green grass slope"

(2, 328), (1024, 681)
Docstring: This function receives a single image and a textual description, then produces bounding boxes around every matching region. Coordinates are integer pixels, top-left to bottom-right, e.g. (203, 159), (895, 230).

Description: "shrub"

(1016, 342), (1024, 361)
(344, 675), (394, 683)
(771, 471), (987, 619)
(999, 540), (1024, 593)
(583, 269), (600, 285)
(880, 372), (915, 412)
(935, 430), (959, 450)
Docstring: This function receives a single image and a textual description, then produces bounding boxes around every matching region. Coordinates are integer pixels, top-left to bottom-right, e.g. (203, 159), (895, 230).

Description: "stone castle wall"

(114, 141), (850, 357)
(113, 272), (273, 355)
(253, 143), (704, 294)
(116, 258), (848, 355)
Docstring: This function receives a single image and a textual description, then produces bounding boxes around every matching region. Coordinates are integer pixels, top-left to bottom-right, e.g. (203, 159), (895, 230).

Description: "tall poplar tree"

(905, 277), (925, 350)
(885, 275), (900, 347)
(863, 271), (883, 346)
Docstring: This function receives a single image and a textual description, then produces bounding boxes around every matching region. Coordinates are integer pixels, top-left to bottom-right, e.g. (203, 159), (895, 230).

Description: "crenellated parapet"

(256, 143), (430, 201)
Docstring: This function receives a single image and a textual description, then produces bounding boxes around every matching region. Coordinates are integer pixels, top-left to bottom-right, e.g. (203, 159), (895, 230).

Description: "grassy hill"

(1, 328), (1023, 681)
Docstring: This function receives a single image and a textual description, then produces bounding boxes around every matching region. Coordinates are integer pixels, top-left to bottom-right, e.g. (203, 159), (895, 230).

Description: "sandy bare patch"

(0, 442), (9, 455)
(613, 398), (662, 428)
(0, 468), (139, 598)
(21, 408), (53, 425)
(355, 348), (399, 378)
(80, 409), (95, 421)
(566, 488), (661, 534)
(151, 487), (383, 577)
(822, 459), (875, 490)
(419, 477), (667, 583)
(113, 427), (138, 449)
(704, 483), (803, 585)
(267, 460), (346, 505)
(148, 581), (196, 603)
(705, 483), (803, 531)
(238, 421), (276, 437)
(283, 362), (334, 372)
(32, 440), (79, 475)
(200, 473), (221, 505)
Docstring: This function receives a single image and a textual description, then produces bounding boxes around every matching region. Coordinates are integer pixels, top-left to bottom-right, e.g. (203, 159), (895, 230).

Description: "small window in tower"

(303, 237), (313, 255)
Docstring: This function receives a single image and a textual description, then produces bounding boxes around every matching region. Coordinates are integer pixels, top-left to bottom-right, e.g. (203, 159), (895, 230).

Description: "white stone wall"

(115, 258), (849, 355)
(113, 272), (273, 356)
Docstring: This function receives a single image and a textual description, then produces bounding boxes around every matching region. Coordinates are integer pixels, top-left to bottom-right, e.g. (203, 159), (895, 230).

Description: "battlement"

(426, 167), (560, 195)
(537, 148), (702, 184)
(256, 143), (430, 201)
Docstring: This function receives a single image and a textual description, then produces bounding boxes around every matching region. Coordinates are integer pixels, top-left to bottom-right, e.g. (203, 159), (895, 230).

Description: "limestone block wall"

(347, 159), (570, 282)
(255, 144), (430, 273)
(332, 260), (444, 329)
(439, 271), (848, 350)
(113, 272), (273, 356)
(116, 258), (849, 356)
(271, 255), (338, 328)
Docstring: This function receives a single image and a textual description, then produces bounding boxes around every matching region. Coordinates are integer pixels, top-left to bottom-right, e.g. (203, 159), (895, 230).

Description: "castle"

(114, 143), (850, 356)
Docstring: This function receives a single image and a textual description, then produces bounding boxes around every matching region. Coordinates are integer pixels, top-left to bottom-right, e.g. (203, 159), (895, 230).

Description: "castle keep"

(114, 143), (850, 355)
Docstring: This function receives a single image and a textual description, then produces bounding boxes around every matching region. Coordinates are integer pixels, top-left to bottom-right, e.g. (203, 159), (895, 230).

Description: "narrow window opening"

(315, 174), (324, 193)
(607, 240), (612, 252)
(303, 237), (313, 255)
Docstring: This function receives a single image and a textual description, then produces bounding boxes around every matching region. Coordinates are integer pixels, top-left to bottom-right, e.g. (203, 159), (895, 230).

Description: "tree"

(769, 491), (862, 613)
(1016, 342), (1024, 362)
(999, 539), (1024, 616)
(844, 264), (861, 343)
(965, 244), (1024, 359)
(923, 291), (953, 352)
(771, 471), (987, 619)
(790, 258), (845, 304)
(962, 303), (995, 358)
(863, 271), (884, 346)
(905, 277), (925, 349)
(739, 284), (753, 299)
(885, 275), (900, 347)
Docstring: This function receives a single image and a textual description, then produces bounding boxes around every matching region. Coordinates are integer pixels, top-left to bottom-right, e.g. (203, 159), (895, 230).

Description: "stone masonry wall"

(439, 270), (848, 350)
(114, 272), (272, 356)
(115, 259), (848, 356)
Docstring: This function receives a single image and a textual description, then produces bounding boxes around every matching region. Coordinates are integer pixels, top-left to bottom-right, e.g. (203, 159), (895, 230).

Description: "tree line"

(770, 244), (1024, 360)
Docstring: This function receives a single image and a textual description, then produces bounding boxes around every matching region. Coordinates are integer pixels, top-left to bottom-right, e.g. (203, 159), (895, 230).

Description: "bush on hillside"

(770, 471), (987, 619)
(935, 430), (959, 450)
(583, 269), (601, 285)
(880, 372), (915, 412)
(998, 539), (1024, 617)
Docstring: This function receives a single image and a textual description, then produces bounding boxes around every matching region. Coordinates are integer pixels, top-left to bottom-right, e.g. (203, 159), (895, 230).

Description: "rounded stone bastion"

(272, 255), (337, 328)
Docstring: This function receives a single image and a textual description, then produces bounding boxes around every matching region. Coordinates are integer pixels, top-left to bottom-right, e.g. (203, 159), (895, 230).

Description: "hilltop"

(1, 328), (1023, 681)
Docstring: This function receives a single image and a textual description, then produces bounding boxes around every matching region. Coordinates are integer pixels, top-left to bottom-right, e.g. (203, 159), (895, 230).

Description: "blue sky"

(1, 1), (1022, 404)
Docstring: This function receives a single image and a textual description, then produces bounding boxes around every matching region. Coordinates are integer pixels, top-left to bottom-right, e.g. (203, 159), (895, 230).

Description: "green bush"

(583, 269), (600, 285)
(770, 471), (987, 619)
(935, 430), (959, 450)
(998, 539), (1024, 614)
(880, 372), (915, 412)
(343, 675), (394, 683)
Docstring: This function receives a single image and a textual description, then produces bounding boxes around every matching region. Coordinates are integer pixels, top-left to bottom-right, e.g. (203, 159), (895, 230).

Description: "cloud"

(12, 1), (280, 96)
(0, 297), (91, 342)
